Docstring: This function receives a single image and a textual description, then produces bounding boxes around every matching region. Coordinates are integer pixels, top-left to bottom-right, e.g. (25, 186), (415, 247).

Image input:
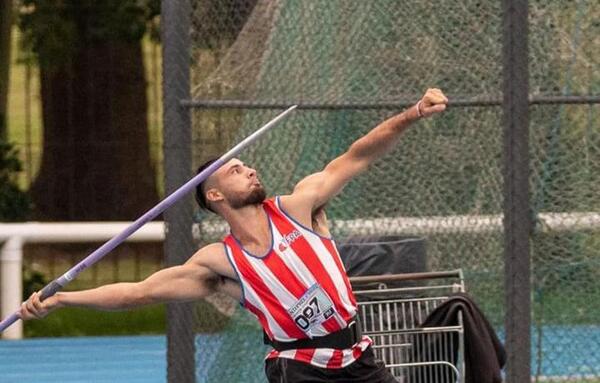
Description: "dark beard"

(228, 186), (267, 209)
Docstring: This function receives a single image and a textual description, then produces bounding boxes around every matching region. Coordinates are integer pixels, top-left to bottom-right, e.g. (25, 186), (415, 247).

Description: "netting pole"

(162, 1), (195, 382)
(502, 1), (531, 382)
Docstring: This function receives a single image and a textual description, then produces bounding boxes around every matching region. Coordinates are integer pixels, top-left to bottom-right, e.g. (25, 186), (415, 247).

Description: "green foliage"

(24, 305), (165, 337)
(22, 264), (47, 300)
(0, 139), (30, 220)
(18, 0), (160, 69)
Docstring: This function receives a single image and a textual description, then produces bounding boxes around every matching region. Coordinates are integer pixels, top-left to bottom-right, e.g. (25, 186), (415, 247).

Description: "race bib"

(288, 283), (336, 334)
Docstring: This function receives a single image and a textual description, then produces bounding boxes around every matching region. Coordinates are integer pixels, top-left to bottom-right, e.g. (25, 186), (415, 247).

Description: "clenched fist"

(416, 88), (448, 118)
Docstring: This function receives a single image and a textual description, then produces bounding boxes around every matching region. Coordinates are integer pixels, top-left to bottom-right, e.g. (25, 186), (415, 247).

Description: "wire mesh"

(175, 0), (600, 381)
(351, 272), (466, 383)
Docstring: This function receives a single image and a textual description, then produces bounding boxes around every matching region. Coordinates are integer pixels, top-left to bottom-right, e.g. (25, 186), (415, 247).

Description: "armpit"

(311, 206), (332, 237)
(213, 276), (243, 302)
(204, 274), (224, 292)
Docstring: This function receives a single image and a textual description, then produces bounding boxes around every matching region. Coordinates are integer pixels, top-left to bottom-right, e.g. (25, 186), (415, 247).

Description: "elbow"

(127, 283), (152, 307)
(347, 142), (362, 158)
(344, 144), (370, 170)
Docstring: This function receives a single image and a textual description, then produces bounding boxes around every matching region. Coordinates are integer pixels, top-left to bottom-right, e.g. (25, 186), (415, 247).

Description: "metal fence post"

(503, 1), (531, 382)
(161, 0), (195, 382)
(0, 237), (23, 339)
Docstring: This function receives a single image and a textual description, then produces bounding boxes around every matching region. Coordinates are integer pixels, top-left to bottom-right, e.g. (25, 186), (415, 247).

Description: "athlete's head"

(195, 157), (266, 215)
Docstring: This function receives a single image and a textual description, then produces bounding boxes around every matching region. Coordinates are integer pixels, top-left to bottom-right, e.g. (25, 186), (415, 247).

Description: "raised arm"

(19, 243), (227, 320)
(281, 88), (448, 220)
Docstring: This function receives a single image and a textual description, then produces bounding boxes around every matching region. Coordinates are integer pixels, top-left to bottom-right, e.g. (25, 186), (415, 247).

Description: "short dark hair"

(195, 157), (219, 213)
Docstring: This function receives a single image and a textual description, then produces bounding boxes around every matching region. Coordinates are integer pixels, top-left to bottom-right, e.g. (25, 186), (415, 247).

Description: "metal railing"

(0, 222), (165, 340)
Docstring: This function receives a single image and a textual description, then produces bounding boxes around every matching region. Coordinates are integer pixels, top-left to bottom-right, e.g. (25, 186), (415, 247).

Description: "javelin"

(0, 105), (298, 333)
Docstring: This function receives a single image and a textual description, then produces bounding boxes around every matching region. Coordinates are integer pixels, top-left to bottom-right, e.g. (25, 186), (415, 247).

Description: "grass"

(22, 244), (166, 337)
(24, 305), (166, 337)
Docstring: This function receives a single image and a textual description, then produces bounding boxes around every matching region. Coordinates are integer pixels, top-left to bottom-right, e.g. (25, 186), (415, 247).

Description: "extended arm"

(282, 88), (448, 217)
(19, 244), (225, 319)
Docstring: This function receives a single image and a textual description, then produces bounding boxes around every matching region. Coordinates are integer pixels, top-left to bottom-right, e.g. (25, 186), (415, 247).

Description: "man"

(20, 88), (448, 382)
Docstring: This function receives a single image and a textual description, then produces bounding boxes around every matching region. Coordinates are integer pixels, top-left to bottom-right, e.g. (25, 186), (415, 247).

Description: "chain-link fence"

(162, 0), (599, 382)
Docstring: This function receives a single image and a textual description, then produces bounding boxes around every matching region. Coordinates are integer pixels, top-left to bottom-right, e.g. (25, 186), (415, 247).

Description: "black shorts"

(265, 346), (397, 383)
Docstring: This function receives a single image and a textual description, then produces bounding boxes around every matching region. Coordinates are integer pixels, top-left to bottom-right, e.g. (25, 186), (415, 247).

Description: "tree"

(0, 139), (30, 220)
(20, 0), (160, 220)
(0, 0), (12, 140)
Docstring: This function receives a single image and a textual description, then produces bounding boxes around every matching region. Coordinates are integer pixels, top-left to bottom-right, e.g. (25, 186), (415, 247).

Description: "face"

(207, 158), (266, 210)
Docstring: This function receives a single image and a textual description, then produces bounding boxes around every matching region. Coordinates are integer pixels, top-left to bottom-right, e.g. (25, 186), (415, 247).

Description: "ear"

(206, 188), (224, 204)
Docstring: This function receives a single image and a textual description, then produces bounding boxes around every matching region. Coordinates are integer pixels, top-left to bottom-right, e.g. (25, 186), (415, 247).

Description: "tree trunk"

(31, 40), (159, 220)
(0, 0), (12, 140)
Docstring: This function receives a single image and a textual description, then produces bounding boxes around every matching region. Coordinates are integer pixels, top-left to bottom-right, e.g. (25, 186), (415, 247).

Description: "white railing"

(199, 212), (600, 237)
(331, 211), (600, 236)
(0, 222), (165, 340)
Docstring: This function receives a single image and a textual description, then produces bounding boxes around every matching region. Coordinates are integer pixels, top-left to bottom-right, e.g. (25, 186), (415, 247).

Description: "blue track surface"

(530, 325), (600, 377)
(0, 336), (166, 383)
(1, 326), (599, 382)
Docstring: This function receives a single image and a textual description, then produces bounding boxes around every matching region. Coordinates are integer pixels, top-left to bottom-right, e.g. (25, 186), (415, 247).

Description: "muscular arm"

(19, 243), (227, 319)
(281, 89), (448, 221)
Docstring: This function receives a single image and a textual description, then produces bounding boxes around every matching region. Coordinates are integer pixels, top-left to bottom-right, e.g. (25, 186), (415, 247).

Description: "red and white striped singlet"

(223, 197), (371, 368)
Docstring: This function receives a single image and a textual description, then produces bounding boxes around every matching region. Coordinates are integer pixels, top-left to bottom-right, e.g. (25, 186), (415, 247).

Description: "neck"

(222, 203), (270, 245)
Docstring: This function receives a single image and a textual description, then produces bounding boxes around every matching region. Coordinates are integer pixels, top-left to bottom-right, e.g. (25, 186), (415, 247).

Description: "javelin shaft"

(0, 105), (297, 333)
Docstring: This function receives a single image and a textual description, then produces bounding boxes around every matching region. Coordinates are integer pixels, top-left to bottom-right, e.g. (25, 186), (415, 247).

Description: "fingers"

(424, 88), (448, 106)
(429, 104), (447, 113)
(419, 88), (448, 117)
(19, 300), (32, 320)
(19, 292), (48, 320)
(32, 291), (45, 313)
(21, 293), (38, 320)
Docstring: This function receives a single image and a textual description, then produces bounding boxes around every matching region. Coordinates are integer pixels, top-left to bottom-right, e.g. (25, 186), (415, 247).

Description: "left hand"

(416, 88), (448, 118)
(18, 291), (61, 320)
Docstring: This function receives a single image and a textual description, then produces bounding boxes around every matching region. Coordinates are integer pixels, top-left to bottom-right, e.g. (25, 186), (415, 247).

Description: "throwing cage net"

(166, 0), (599, 381)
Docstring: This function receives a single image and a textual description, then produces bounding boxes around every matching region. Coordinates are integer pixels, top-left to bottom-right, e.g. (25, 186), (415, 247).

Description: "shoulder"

(188, 242), (227, 265)
(190, 242), (241, 282)
(285, 171), (327, 211)
(277, 194), (296, 214)
(197, 242), (227, 254)
(186, 242), (233, 277)
(278, 194), (315, 228)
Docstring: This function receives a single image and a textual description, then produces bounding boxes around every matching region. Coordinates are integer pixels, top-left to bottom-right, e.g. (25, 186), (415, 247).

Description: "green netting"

(185, 0), (599, 381)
